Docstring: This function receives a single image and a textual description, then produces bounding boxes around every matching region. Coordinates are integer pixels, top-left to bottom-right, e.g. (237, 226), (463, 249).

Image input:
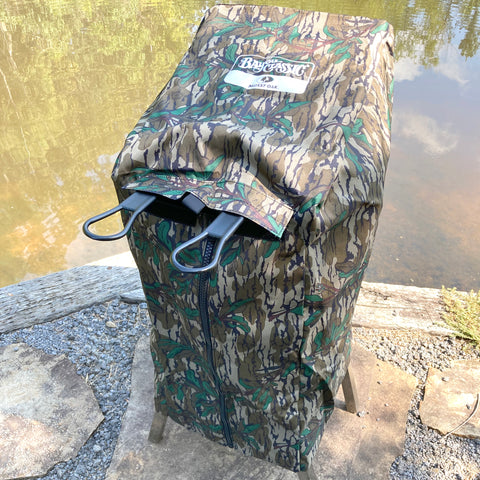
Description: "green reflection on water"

(0, 0), (479, 288)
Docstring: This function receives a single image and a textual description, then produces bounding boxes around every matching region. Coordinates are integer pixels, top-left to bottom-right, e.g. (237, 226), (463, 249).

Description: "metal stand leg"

(342, 365), (359, 414)
(148, 411), (167, 443)
(298, 467), (319, 480)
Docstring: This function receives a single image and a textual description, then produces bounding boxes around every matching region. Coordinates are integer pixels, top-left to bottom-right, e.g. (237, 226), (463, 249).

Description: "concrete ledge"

(0, 253), (141, 334)
(0, 252), (454, 336)
(354, 282), (453, 336)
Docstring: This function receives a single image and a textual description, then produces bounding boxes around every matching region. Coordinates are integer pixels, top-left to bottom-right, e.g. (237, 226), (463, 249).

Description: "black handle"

(84, 191), (243, 272)
(171, 212), (244, 273)
(82, 192), (156, 241)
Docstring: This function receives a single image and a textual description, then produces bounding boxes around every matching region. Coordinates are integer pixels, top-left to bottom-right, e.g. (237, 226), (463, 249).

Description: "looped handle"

(171, 212), (244, 273)
(83, 192), (155, 241)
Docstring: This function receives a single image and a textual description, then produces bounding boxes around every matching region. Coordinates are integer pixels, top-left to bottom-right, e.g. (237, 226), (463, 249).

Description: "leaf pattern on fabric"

(112, 4), (394, 473)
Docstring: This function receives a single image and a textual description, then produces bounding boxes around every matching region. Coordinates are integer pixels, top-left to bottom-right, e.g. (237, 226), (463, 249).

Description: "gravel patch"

(1, 302), (479, 479)
(354, 327), (480, 480)
(0, 298), (150, 480)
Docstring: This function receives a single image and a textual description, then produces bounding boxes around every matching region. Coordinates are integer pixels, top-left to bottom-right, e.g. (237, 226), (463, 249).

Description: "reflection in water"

(394, 111), (459, 156)
(0, 0), (479, 289)
(435, 45), (470, 86)
(368, 39), (480, 289)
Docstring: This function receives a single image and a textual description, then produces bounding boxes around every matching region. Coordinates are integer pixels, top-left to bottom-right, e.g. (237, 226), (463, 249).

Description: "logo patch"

(224, 55), (314, 94)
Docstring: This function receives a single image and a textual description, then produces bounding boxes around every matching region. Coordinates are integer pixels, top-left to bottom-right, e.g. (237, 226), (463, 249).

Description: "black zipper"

(199, 237), (234, 447)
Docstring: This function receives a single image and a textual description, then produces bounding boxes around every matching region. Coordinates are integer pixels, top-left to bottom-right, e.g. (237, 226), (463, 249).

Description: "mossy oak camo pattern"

(112, 4), (394, 472)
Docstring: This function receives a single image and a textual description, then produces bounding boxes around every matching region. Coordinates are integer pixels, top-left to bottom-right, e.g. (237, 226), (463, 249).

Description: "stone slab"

(353, 282), (453, 335)
(317, 345), (418, 479)
(106, 337), (416, 480)
(121, 281), (454, 336)
(0, 253), (141, 334)
(0, 343), (104, 479)
(0, 249), (454, 337)
(106, 335), (296, 480)
(419, 360), (480, 439)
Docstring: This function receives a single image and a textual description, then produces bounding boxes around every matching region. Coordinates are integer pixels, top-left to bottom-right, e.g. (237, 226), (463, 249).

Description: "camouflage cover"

(112, 4), (394, 472)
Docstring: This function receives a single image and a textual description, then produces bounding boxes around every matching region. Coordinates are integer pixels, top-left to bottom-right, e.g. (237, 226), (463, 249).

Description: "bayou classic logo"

(224, 55), (314, 94)
(237, 56), (311, 77)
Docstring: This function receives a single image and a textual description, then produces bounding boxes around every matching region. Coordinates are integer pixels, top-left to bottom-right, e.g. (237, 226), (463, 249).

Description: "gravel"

(1, 300), (479, 479)
(0, 298), (150, 480)
(354, 328), (480, 480)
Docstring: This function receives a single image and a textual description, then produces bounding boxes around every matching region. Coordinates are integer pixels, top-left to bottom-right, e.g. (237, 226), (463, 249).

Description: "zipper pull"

(171, 212), (243, 273)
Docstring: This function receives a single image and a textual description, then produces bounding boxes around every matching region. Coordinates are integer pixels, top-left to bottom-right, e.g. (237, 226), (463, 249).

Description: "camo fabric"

(112, 5), (394, 472)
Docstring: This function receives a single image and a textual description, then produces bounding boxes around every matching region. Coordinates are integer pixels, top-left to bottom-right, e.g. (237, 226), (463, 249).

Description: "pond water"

(1, 0), (479, 290)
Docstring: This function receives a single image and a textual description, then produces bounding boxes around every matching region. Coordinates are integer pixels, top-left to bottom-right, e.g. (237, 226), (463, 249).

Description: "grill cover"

(112, 4), (394, 472)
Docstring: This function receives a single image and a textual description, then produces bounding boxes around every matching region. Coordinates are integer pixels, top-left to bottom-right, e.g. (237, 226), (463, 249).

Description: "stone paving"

(0, 254), (478, 479)
(420, 360), (480, 439)
(0, 344), (103, 479)
(106, 338), (417, 480)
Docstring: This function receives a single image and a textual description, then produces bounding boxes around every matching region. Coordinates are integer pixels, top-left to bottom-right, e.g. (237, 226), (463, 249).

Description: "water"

(1, 0), (479, 290)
